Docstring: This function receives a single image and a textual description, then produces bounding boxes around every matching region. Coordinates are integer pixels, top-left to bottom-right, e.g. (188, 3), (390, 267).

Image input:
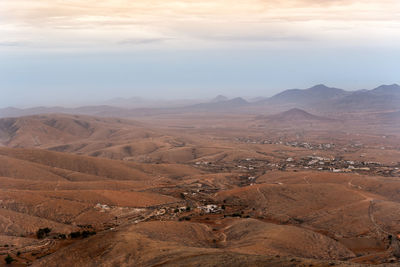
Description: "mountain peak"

(211, 95), (229, 103)
(374, 83), (400, 89)
(307, 84), (344, 93)
(309, 84), (329, 90)
(229, 97), (248, 104)
(267, 108), (332, 122)
(371, 84), (400, 95)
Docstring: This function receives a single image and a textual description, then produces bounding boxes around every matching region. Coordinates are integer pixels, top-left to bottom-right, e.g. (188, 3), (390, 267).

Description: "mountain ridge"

(1, 84), (399, 118)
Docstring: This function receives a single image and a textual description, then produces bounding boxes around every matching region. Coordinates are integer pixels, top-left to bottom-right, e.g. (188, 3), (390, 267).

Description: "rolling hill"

(263, 108), (335, 122)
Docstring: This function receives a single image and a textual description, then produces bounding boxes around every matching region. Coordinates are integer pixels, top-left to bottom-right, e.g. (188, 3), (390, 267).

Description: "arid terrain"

(0, 85), (400, 266)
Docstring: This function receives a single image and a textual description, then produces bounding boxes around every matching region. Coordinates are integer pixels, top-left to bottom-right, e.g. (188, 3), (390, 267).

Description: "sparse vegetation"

(69, 230), (96, 239)
(36, 227), (51, 239)
(69, 231), (81, 239)
(82, 230), (97, 238)
(58, 234), (67, 239)
(5, 254), (15, 264)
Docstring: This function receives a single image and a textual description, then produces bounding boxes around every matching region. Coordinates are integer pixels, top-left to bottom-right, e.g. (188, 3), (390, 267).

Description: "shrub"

(36, 228), (51, 239)
(69, 231), (81, 239)
(82, 231), (96, 238)
(70, 231), (96, 239)
(58, 234), (67, 240)
(5, 254), (14, 264)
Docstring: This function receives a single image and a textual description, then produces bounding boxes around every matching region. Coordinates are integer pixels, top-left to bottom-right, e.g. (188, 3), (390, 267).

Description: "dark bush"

(36, 228), (51, 239)
(69, 231), (96, 239)
(58, 234), (67, 239)
(5, 254), (14, 264)
(69, 231), (81, 239)
(82, 231), (96, 238)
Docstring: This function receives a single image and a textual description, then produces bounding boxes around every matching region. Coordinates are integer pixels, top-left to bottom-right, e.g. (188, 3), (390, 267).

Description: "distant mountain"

(370, 84), (400, 95)
(330, 84), (400, 112)
(259, 84), (400, 113)
(262, 108), (334, 122)
(185, 97), (249, 111)
(2, 84), (399, 118)
(211, 95), (229, 103)
(265, 84), (347, 106)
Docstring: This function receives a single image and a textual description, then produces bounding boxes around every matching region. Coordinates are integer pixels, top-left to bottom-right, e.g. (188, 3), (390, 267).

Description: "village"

(192, 153), (400, 180)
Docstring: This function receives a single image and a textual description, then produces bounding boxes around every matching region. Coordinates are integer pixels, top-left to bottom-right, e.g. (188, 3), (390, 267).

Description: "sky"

(0, 0), (400, 107)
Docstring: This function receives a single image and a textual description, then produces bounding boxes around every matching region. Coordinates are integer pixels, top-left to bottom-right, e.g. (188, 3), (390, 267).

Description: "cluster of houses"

(234, 136), (372, 153)
(284, 156), (400, 176)
(235, 137), (341, 150)
(193, 151), (400, 181)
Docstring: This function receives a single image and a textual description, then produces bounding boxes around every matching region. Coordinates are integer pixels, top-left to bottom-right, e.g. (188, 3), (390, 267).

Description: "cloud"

(118, 38), (174, 45)
(202, 34), (310, 43)
(0, 0), (399, 50)
(0, 41), (26, 47)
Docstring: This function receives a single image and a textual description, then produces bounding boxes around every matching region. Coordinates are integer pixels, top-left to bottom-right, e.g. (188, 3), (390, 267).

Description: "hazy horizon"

(1, 82), (399, 109)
